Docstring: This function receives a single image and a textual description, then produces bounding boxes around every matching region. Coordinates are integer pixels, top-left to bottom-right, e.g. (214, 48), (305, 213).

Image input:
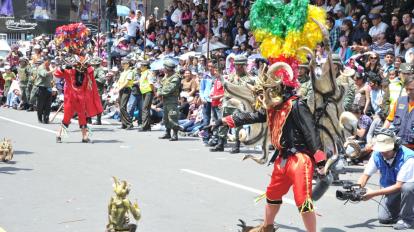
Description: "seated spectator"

(178, 93), (190, 120)
(370, 33), (394, 64)
(385, 15), (401, 44)
(394, 30), (408, 57)
(349, 104), (372, 143)
(382, 51), (395, 75)
(368, 13), (388, 41)
(352, 17), (371, 44)
(181, 70), (197, 97)
(399, 12), (413, 35)
(368, 73), (384, 116)
(336, 36), (353, 63)
(353, 72), (371, 115)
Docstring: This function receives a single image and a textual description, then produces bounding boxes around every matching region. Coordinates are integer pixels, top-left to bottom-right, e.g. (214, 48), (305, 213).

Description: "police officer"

(115, 58), (134, 130)
(138, 60), (155, 131)
(211, 55), (254, 153)
(17, 57), (31, 110)
(91, 57), (106, 125)
(358, 129), (414, 230)
(384, 76), (414, 149)
(158, 59), (181, 141)
(27, 59), (43, 111)
(35, 57), (53, 123)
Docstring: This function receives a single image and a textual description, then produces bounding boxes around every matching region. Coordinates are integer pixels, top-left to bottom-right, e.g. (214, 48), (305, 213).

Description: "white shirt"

(123, 20), (139, 37)
(364, 153), (414, 183)
(368, 22), (388, 39)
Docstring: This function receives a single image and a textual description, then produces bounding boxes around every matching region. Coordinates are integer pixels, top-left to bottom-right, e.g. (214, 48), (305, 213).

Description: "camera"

(336, 181), (367, 202)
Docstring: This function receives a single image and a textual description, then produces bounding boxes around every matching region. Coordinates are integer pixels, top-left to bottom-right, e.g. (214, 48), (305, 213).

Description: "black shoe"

(82, 138), (91, 143)
(138, 127), (151, 132)
(120, 125), (127, 129)
(230, 141), (240, 154)
(93, 121), (102, 125)
(56, 137), (62, 143)
(43, 116), (49, 124)
(210, 139), (225, 152)
(159, 130), (171, 139)
(169, 130), (178, 141)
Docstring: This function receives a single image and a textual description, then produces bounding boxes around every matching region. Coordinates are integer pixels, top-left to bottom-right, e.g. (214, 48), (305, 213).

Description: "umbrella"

(150, 57), (179, 71)
(179, 51), (200, 60)
(117, 5), (130, 17)
(197, 41), (229, 53)
(248, 53), (264, 60)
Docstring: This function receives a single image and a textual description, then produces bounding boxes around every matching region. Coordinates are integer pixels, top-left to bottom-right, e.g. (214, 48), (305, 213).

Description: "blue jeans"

(127, 94), (142, 124)
(212, 106), (221, 121)
(179, 119), (195, 132)
(202, 102), (212, 127)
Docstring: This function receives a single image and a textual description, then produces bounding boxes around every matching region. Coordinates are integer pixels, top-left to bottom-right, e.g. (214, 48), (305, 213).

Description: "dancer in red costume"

(54, 56), (103, 143)
(217, 63), (327, 232)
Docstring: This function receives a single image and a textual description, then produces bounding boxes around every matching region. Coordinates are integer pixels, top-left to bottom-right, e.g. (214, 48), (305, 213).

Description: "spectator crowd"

(0, 0), (414, 156)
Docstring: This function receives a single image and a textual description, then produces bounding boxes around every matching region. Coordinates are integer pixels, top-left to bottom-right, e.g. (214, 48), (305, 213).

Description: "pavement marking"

(0, 116), (56, 134)
(181, 168), (296, 205)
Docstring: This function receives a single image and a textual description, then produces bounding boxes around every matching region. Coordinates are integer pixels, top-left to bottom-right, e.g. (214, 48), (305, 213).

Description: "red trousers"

(62, 99), (87, 127)
(266, 153), (314, 211)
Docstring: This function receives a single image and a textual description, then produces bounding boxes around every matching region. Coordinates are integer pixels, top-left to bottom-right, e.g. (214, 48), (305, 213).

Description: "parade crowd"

(0, 0), (413, 151)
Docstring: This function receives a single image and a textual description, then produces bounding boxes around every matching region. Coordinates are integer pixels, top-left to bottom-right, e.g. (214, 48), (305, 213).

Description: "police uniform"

(34, 62), (53, 123)
(91, 58), (106, 125)
(117, 59), (134, 129)
(27, 59), (43, 111)
(212, 55), (255, 153)
(139, 60), (155, 131)
(158, 59), (181, 141)
(17, 57), (31, 109)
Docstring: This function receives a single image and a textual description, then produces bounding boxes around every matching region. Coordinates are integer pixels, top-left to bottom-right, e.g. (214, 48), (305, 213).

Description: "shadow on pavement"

(88, 128), (115, 132)
(345, 218), (392, 229)
(321, 227), (346, 232)
(177, 137), (201, 141)
(14, 150), (34, 155)
(0, 166), (33, 175)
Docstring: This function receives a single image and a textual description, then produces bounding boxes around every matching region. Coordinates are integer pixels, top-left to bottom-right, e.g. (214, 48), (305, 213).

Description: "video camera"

(336, 181), (366, 202)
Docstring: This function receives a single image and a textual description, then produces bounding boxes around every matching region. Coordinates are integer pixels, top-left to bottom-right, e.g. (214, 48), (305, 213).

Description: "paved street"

(0, 108), (397, 232)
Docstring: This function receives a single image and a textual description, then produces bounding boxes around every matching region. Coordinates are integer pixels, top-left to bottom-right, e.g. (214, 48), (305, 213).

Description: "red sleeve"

(54, 68), (67, 79)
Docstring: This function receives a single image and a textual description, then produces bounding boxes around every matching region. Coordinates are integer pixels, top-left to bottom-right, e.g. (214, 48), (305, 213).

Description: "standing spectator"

(2, 66), (15, 104)
(368, 13), (388, 42)
(199, 62), (215, 129)
(181, 5), (192, 25)
(34, 58), (53, 124)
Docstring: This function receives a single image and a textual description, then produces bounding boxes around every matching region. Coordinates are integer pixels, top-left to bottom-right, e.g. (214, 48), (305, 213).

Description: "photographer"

(357, 130), (414, 230)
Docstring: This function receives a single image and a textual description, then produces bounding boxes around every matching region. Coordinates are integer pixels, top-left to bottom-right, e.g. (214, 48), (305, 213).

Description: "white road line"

(181, 169), (295, 205)
(0, 116), (56, 134)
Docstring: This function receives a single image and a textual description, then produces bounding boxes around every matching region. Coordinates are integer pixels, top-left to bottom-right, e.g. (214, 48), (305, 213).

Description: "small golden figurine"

(0, 138), (14, 162)
(106, 177), (141, 232)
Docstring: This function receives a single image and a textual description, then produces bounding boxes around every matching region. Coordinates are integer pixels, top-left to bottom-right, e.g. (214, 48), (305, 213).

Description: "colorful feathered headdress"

(55, 23), (90, 52)
(249, 0), (326, 88)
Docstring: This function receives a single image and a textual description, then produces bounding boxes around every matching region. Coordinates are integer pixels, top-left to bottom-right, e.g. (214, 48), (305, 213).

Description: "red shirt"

(211, 78), (224, 107)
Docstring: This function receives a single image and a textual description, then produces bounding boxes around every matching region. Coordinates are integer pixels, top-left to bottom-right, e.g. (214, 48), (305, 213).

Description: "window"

(27, 0), (57, 20)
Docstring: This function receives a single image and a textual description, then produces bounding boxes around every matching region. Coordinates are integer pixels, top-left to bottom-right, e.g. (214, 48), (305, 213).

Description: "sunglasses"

(370, 56), (378, 60)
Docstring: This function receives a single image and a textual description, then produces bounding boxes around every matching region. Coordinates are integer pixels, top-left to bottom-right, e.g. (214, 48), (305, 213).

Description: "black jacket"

(231, 99), (323, 158)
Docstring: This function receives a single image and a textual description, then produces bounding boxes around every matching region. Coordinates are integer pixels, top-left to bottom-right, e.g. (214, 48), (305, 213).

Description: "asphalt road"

(0, 108), (398, 232)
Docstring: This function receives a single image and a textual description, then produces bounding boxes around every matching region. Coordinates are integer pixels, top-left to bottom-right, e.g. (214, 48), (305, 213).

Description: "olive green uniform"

(94, 66), (106, 124)
(158, 73), (181, 131)
(28, 65), (40, 108)
(218, 73), (255, 140)
(34, 64), (53, 122)
(17, 66), (31, 107)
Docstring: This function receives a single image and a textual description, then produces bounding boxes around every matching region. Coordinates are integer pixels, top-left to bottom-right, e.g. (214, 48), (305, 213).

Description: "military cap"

(234, 55), (248, 65)
(164, 58), (177, 70)
(400, 63), (414, 74)
(90, 57), (102, 65)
